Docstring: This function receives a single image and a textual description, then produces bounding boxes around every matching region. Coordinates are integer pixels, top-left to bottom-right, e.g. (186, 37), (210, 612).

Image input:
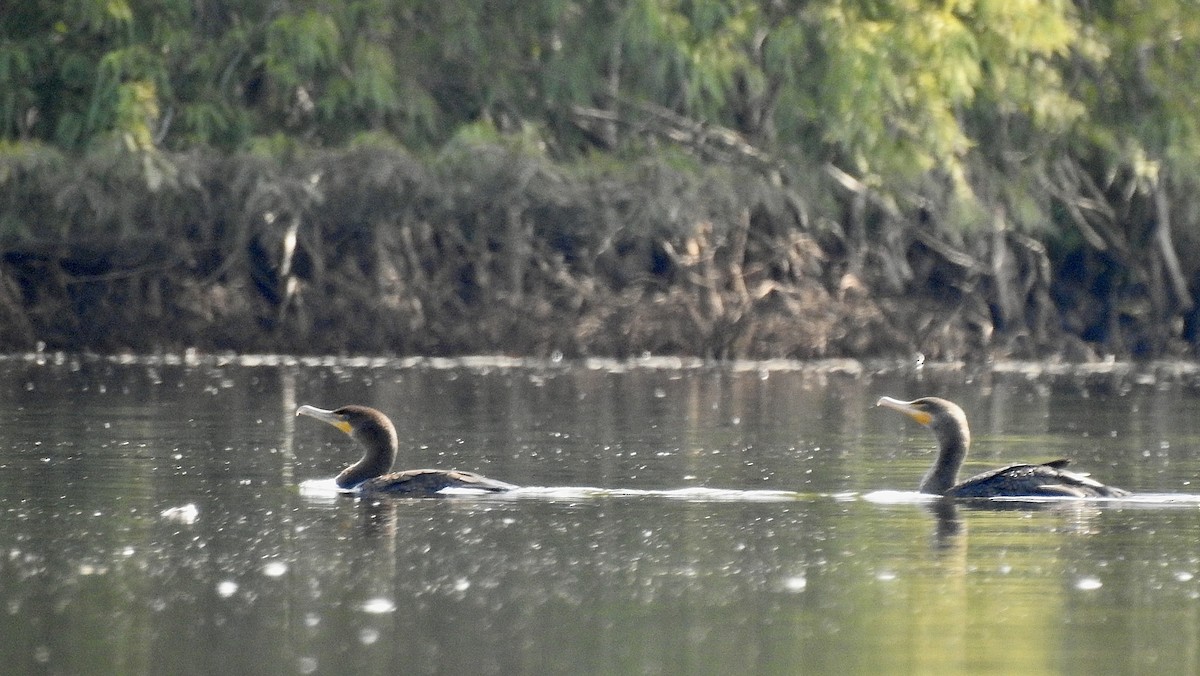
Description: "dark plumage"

(296, 404), (516, 495)
(876, 396), (1129, 499)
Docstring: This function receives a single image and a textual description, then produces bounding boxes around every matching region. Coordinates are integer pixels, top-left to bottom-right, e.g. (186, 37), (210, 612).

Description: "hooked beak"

(876, 396), (933, 426)
(296, 405), (353, 435)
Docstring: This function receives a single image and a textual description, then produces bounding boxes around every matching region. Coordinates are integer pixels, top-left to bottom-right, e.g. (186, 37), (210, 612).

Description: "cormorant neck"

(919, 416), (969, 495)
(336, 425), (398, 489)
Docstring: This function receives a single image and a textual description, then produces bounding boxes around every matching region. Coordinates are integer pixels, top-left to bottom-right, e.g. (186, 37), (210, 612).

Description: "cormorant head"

(297, 404), (399, 487)
(876, 396), (970, 446)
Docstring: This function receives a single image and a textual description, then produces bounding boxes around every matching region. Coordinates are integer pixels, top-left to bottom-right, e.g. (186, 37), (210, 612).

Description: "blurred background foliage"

(0, 1), (1154, 176)
(3, 1), (1193, 237)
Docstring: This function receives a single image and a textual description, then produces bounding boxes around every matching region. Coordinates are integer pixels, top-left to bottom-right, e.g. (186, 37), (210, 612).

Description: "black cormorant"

(877, 396), (1129, 498)
(297, 404), (516, 495)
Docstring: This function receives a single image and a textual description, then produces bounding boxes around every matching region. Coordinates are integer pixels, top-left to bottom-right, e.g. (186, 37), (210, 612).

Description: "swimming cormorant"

(876, 396), (1129, 498)
(296, 404), (516, 495)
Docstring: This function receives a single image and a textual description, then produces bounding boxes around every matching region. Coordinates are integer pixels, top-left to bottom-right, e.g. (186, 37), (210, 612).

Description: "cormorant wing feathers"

(949, 462), (1128, 498)
(358, 468), (516, 494)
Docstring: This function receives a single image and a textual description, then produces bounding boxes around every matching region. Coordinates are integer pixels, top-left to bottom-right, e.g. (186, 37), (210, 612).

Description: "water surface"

(3, 355), (1200, 674)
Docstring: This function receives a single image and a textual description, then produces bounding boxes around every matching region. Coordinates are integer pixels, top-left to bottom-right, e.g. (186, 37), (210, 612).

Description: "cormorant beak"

(296, 405), (353, 435)
(876, 396), (933, 426)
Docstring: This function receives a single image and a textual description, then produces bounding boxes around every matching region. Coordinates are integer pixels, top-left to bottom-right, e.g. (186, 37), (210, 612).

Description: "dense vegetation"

(2, 1), (1199, 358)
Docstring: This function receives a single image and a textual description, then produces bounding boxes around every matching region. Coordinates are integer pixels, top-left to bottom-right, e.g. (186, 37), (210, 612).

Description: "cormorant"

(296, 404), (516, 495)
(876, 396), (1129, 498)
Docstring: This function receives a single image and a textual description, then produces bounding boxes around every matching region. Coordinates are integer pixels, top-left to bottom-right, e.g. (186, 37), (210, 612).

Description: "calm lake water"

(4, 354), (1200, 675)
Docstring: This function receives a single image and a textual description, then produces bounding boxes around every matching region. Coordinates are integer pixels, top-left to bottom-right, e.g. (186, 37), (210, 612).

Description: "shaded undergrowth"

(0, 142), (1193, 360)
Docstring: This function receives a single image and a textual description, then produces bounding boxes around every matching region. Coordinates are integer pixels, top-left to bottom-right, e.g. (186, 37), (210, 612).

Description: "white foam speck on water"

(216, 580), (238, 598)
(299, 477), (343, 492)
(159, 503), (199, 524)
(261, 560), (289, 578)
(1075, 577), (1103, 591)
(862, 490), (935, 504)
(782, 576), (808, 592)
(298, 478), (346, 503)
(360, 598), (396, 614)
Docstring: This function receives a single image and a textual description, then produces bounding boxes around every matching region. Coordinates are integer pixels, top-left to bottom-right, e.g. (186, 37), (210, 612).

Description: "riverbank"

(0, 143), (1195, 361)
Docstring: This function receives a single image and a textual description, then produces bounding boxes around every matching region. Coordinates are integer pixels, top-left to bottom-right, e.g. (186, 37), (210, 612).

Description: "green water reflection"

(0, 356), (1199, 674)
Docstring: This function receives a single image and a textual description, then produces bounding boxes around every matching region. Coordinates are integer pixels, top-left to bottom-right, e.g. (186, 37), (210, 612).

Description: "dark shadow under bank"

(2, 145), (1199, 361)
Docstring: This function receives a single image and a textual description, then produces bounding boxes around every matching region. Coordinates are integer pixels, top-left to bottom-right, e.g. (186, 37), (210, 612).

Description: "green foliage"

(1076, 1), (1200, 174)
(0, 0), (1197, 246)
